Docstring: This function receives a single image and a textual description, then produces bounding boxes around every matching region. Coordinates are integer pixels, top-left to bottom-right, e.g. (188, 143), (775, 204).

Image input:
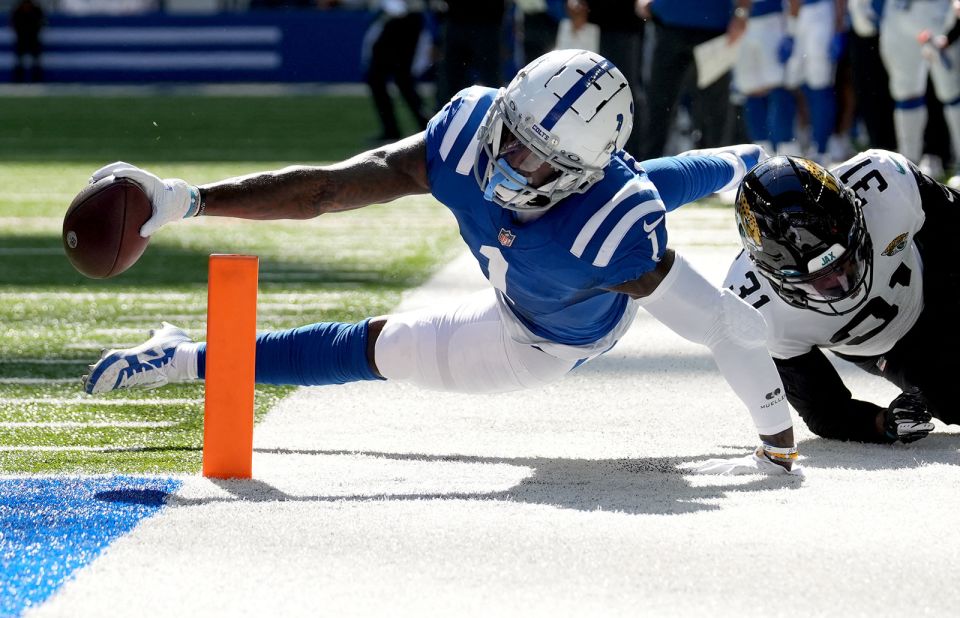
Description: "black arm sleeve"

(911, 164), (960, 304)
(945, 19), (960, 48)
(774, 348), (891, 443)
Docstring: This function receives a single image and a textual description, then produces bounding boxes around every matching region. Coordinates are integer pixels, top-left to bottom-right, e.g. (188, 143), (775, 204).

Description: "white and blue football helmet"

(474, 49), (634, 213)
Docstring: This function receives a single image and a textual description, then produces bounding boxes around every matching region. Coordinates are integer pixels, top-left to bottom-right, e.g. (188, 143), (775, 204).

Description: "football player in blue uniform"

(83, 50), (802, 475)
(725, 151), (960, 443)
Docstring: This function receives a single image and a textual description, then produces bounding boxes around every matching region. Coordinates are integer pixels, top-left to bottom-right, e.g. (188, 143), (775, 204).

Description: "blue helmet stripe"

(540, 59), (614, 131)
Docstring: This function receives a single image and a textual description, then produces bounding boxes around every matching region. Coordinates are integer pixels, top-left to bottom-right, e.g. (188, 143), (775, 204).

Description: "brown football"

(62, 177), (152, 279)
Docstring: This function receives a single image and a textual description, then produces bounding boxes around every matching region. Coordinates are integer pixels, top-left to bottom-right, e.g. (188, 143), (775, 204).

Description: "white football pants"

(374, 290), (578, 393)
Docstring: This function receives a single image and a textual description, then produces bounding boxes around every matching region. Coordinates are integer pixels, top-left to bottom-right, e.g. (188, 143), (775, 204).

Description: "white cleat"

(83, 322), (193, 394)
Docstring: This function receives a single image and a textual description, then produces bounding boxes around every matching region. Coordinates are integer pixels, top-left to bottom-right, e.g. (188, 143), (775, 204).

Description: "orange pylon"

(202, 254), (258, 479)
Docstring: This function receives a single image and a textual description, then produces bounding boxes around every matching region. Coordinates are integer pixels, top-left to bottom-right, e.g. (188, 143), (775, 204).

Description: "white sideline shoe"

(83, 322), (193, 394)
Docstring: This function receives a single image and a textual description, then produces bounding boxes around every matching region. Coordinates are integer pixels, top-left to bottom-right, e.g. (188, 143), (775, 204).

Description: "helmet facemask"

(475, 91), (604, 213)
(736, 156), (875, 317)
(473, 49), (633, 213)
(759, 202), (874, 316)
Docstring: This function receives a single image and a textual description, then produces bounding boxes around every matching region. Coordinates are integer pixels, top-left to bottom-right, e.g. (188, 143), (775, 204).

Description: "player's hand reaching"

(883, 389), (935, 443)
(688, 447), (805, 478)
(89, 162), (200, 237)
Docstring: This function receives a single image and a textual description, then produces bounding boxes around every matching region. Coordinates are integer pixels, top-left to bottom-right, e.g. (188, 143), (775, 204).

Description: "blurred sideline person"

(847, 0), (896, 151)
(780, 0), (847, 164)
(516, 0), (564, 63)
(555, 0), (599, 53)
(10, 0), (44, 83)
(580, 0), (645, 155)
(725, 151), (960, 444)
(83, 50), (803, 477)
(434, 0), (504, 106)
(636, 0), (749, 160)
(879, 0), (960, 169)
(362, 0), (429, 142)
(733, 0), (796, 156)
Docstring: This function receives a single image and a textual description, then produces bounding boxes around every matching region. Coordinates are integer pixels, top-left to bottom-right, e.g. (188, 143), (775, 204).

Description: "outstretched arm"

(640, 143), (767, 211)
(608, 249), (798, 471)
(200, 132), (430, 220)
(90, 132), (431, 236)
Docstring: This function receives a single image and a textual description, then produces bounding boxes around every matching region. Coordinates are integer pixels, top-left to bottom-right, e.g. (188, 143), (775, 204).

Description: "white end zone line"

(1, 398), (202, 406)
(0, 378), (82, 384)
(0, 445), (170, 452)
(0, 421), (178, 428)
(0, 359), (86, 365)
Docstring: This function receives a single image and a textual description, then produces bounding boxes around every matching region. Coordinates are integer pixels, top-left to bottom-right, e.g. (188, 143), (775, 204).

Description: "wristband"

(186, 186), (205, 217)
(760, 443), (799, 461)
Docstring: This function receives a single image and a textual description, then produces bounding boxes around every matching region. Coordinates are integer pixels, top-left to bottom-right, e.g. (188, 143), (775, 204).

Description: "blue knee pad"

(197, 319), (384, 386)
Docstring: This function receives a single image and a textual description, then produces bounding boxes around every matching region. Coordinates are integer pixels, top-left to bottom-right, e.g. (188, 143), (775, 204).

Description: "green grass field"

(0, 95), (462, 474)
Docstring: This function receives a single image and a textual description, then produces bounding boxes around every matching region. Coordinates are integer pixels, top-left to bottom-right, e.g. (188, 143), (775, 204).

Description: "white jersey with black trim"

(724, 149), (926, 359)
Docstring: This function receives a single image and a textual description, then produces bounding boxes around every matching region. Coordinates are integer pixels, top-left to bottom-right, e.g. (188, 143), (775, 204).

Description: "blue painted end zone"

(0, 476), (181, 617)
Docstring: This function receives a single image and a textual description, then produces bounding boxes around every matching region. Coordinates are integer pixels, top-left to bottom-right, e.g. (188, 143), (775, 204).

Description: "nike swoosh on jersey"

(643, 215), (665, 233)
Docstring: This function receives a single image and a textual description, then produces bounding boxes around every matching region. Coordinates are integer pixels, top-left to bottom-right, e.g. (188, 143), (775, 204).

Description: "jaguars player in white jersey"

(83, 50), (801, 475)
(725, 151), (959, 443)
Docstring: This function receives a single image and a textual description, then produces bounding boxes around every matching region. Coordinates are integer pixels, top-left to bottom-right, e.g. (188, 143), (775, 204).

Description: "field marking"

(0, 378), (80, 384)
(1, 398), (202, 406)
(0, 359), (84, 365)
(0, 445), (160, 452)
(0, 421), (178, 428)
(0, 248), (63, 255)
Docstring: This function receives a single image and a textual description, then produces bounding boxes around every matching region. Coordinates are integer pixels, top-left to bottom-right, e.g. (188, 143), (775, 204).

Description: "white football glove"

(689, 452), (805, 479)
(89, 161), (200, 237)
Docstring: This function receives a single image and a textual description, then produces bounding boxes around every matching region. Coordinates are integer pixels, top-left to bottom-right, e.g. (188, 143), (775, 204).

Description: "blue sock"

(804, 86), (836, 154)
(769, 88), (796, 146)
(744, 95), (770, 143)
(196, 319), (384, 386)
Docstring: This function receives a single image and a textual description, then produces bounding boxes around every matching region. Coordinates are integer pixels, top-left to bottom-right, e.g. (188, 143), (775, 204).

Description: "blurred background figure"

(780, 0), (847, 164)
(581, 0), (644, 154)
(434, 0), (504, 106)
(636, 0), (749, 159)
(10, 0), (45, 83)
(847, 0), (896, 151)
(555, 0), (599, 53)
(516, 0), (563, 63)
(879, 0), (960, 174)
(362, 0), (429, 142)
(733, 0), (796, 155)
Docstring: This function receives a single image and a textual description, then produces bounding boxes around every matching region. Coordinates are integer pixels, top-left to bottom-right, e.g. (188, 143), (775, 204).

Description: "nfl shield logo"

(498, 228), (516, 247)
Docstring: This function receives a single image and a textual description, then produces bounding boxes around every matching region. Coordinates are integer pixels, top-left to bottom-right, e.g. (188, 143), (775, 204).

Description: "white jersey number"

(479, 245), (509, 294)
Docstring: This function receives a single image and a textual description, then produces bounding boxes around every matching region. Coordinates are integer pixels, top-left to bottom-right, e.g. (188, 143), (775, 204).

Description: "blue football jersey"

(425, 86), (739, 355)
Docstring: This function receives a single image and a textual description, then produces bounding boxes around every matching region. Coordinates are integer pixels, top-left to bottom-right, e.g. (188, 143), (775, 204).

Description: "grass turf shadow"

(0, 233), (423, 289)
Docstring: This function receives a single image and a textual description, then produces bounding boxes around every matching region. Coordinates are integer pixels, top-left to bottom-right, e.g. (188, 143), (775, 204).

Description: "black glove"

(884, 389), (935, 443)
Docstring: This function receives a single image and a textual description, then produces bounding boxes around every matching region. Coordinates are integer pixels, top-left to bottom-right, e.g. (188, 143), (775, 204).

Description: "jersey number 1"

(480, 245), (509, 293)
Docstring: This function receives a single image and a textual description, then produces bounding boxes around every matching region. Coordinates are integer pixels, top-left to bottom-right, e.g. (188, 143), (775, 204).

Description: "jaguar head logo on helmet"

(474, 49), (634, 213)
(735, 156), (874, 316)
